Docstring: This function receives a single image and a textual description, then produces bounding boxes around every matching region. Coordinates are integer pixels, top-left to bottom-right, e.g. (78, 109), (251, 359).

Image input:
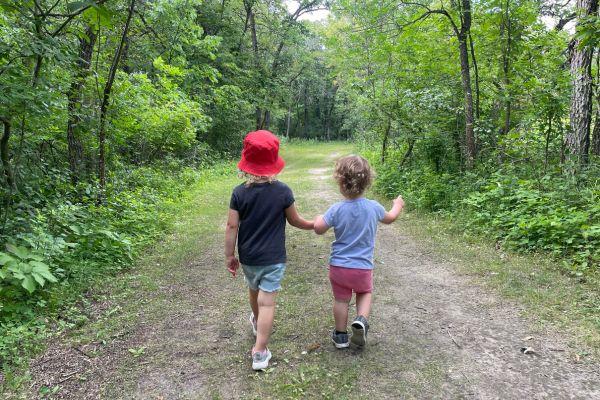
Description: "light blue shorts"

(242, 263), (286, 293)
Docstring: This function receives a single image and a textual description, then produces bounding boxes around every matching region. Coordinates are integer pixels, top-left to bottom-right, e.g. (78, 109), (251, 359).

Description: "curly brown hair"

(334, 155), (374, 198)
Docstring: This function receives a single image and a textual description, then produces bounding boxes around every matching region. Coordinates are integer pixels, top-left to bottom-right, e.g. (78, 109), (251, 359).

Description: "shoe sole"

(252, 352), (272, 371)
(331, 337), (350, 349)
(351, 320), (366, 347)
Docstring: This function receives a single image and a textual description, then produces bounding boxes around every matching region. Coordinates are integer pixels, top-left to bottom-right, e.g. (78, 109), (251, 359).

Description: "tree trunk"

(455, 0), (476, 169)
(98, 0), (136, 199)
(592, 105), (600, 156)
(399, 138), (416, 169)
(591, 51), (600, 156)
(67, 26), (97, 185)
(263, 110), (270, 130)
(325, 84), (338, 141)
(501, 0), (512, 136)
(468, 33), (480, 119)
(285, 104), (292, 138)
(458, 34), (475, 168)
(565, 0), (598, 166)
(381, 116), (391, 164)
(247, 7), (263, 130)
(303, 85), (308, 137)
(0, 117), (15, 188)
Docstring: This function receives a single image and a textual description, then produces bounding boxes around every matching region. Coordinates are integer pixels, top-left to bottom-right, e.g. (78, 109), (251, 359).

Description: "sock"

(335, 330), (347, 335)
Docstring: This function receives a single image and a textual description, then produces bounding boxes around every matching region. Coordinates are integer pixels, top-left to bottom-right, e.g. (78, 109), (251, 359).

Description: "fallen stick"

(447, 328), (462, 349)
(58, 370), (81, 384)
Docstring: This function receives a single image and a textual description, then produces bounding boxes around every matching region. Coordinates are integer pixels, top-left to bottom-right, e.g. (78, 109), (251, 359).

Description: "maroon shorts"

(329, 265), (373, 301)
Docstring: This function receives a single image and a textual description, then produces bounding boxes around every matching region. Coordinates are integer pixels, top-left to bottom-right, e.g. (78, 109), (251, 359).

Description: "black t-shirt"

(229, 181), (295, 266)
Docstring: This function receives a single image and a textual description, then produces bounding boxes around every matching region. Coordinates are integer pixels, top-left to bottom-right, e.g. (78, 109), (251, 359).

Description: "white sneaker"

(252, 349), (272, 371)
(249, 313), (257, 337)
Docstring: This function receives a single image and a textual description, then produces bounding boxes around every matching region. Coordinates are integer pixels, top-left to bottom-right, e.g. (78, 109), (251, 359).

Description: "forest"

(0, 0), (599, 386)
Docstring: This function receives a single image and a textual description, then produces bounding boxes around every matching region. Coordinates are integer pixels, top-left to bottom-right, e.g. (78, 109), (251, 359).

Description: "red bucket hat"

(237, 130), (285, 176)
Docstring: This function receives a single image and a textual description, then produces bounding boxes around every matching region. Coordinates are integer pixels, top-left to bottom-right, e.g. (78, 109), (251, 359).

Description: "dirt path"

(15, 144), (600, 399)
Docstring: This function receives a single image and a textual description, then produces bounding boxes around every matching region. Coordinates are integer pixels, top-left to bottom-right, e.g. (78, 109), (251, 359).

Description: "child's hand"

(226, 255), (239, 277)
(393, 195), (405, 209)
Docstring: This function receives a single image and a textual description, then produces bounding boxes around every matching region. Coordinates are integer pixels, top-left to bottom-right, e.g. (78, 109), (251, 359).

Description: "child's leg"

(355, 292), (372, 318)
(249, 288), (259, 318)
(333, 298), (350, 331)
(254, 290), (277, 352)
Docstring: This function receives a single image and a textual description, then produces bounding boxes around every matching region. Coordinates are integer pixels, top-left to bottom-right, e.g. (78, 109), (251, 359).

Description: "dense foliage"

(0, 0), (337, 370)
(324, 1), (600, 276)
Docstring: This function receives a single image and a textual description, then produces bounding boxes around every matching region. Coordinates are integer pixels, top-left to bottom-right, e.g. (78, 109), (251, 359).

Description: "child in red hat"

(224, 130), (314, 371)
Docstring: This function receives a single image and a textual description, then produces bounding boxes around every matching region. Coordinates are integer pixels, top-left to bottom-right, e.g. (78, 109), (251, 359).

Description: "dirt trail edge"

(15, 144), (600, 399)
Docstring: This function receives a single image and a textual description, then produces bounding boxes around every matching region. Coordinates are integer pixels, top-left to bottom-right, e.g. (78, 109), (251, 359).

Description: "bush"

(462, 173), (600, 274)
(0, 161), (226, 367)
(366, 147), (599, 276)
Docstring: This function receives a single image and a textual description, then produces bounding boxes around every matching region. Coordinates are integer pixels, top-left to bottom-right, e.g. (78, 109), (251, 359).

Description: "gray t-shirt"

(230, 181), (294, 266)
(323, 197), (385, 269)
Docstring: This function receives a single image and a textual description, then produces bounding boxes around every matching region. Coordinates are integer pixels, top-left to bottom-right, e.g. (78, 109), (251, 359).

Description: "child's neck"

(344, 194), (363, 200)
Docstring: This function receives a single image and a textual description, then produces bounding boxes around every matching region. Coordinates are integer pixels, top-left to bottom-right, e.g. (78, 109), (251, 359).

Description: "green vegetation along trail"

(14, 143), (600, 399)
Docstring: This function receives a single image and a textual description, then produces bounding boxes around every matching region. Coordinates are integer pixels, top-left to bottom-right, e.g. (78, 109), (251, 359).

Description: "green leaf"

(6, 244), (28, 259)
(31, 264), (58, 283)
(66, 1), (96, 13)
(32, 272), (46, 287)
(0, 252), (15, 266)
(21, 276), (36, 294)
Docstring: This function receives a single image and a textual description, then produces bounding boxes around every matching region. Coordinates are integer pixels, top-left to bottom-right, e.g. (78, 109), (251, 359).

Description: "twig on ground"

(57, 370), (81, 384)
(447, 328), (462, 349)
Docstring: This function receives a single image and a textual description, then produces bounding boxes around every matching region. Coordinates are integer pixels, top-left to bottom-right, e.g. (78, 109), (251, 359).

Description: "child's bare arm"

(225, 208), (240, 276)
(313, 215), (330, 235)
(285, 204), (314, 230)
(381, 195), (405, 224)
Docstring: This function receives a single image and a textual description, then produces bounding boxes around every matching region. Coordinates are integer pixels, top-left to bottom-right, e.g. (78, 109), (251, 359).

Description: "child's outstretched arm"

(285, 204), (314, 230)
(313, 215), (329, 235)
(381, 195), (405, 224)
(225, 208), (240, 277)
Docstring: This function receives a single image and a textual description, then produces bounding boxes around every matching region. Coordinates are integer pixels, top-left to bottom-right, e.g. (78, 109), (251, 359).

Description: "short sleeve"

(229, 190), (239, 211)
(323, 204), (337, 227)
(283, 186), (295, 209)
(372, 200), (386, 221)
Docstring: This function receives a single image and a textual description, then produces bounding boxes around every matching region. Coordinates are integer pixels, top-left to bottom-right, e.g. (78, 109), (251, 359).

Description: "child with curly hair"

(225, 130), (314, 370)
(314, 155), (404, 348)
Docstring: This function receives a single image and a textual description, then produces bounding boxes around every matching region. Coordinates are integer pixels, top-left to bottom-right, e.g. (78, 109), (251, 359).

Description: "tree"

(565, 0), (599, 166)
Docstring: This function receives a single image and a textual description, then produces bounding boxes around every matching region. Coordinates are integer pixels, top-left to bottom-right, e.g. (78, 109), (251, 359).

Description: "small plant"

(128, 346), (146, 358)
(0, 244), (57, 295)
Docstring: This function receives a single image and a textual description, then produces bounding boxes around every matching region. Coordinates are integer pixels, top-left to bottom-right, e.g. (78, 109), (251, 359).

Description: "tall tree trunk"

(399, 138), (416, 169)
(303, 85), (309, 138)
(565, 0), (598, 167)
(248, 7), (263, 130)
(468, 32), (480, 119)
(325, 84), (338, 140)
(452, 0), (476, 169)
(592, 105), (600, 156)
(458, 34), (475, 168)
(67, 26), (97, 185)
(501, 0), (512, 136)
(98, 0), (136, 199)
(0, 117), (15, 188)
(285, 103), (292, 138)
(591, 51), (600, 156)
(381, 116), (391, 164)
(263, 110), (270, 130)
